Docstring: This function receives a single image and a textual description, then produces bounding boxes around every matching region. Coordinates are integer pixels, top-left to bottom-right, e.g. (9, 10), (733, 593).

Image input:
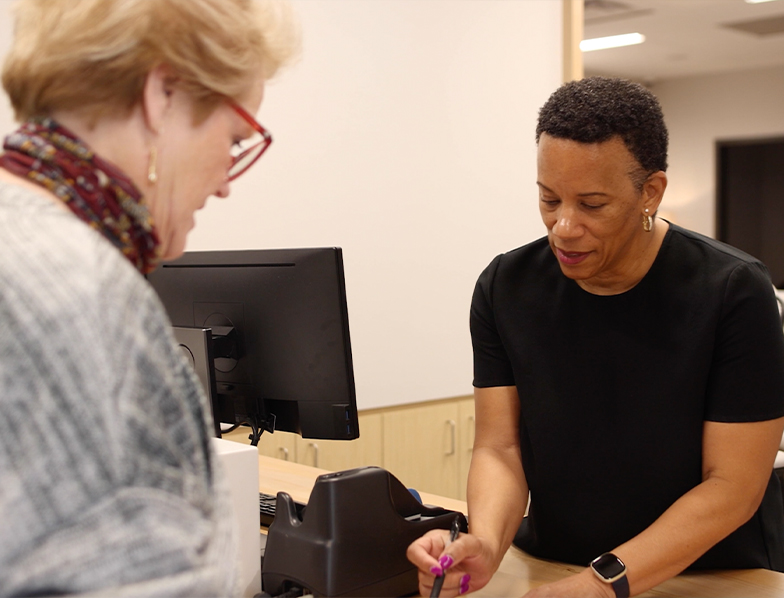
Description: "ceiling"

(582, 0), (784, 83)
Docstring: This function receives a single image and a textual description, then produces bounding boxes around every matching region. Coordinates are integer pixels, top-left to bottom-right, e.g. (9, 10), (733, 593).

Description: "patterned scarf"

(0, 118), (160, 274)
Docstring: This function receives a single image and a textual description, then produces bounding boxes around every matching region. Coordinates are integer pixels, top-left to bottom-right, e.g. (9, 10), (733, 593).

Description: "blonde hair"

(2, 0), (300, 122)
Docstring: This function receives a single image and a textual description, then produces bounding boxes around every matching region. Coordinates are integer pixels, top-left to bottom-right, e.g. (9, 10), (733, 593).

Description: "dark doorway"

(717, 138), (784, 288)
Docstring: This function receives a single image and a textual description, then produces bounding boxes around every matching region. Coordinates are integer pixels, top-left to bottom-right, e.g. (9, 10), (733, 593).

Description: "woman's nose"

(552, 207), (581, 239)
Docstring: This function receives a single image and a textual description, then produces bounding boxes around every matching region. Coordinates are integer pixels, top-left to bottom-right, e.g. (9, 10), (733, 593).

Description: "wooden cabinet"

(257, 429), (297, 462)
(221, 425), (297, 462)
(222, 395), (475, 500)
(457, 397), (475, 501)
(222, 412), (384, 471)
(381, 397), (474, 499)
(382, 401), (459, 498)
(295, 412), (384, 471)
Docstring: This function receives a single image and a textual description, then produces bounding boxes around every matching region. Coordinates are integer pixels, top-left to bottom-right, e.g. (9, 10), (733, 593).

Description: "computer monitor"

(147, 247), (359, 444)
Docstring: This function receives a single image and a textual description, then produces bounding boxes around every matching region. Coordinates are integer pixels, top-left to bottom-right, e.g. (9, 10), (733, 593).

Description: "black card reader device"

(262, 466), (468, 597)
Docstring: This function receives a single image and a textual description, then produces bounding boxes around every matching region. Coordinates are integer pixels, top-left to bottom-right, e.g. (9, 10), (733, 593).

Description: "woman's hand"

(407, 528), (500, 597)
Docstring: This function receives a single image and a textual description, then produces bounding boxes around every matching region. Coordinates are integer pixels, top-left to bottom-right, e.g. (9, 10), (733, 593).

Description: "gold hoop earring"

(148, 146), (158, 184)
(643, 209), (653, 232)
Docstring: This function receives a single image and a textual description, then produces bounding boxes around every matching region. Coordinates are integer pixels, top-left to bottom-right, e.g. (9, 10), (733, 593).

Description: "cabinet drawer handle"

(446, 419), (456, 456)
(278, 447), (289, 461)
(309, 442), (320, 468)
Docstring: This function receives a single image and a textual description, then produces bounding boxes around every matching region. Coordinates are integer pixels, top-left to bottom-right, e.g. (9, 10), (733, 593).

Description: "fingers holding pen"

(429, 555), (470, 596)
(408, 530), (484, 596)
(425, 569), (472, 598)
(431, 515), (463, 595)
(418, 543), (472, 596)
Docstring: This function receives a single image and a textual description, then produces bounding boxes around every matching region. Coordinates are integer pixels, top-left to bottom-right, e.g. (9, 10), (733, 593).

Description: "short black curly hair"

(536, 77), (668, 176)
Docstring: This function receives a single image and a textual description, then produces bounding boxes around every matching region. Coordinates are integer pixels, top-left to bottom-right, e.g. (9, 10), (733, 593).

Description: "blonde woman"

(0, 0), (297, 595)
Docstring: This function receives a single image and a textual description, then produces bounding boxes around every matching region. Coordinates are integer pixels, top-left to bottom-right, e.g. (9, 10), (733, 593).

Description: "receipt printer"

(262, 466), (468, 597)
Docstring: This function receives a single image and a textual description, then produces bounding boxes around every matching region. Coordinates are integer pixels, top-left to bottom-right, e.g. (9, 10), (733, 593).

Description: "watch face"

(592, 553), (626, 580)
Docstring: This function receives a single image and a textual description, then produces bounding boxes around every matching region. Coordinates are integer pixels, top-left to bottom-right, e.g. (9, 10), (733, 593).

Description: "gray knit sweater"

(0, 181), (238, 596)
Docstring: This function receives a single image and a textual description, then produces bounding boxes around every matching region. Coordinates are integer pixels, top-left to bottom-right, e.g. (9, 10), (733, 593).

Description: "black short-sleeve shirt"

(471, 223), (784, 569)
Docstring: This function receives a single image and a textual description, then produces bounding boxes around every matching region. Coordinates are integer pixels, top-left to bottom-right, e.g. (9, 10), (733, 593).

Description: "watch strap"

(610, 574), (630, 598)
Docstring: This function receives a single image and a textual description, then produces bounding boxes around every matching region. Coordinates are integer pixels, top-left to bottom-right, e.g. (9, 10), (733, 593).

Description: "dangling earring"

(148, 146), (158, 184)
(643, 208), (653, 232)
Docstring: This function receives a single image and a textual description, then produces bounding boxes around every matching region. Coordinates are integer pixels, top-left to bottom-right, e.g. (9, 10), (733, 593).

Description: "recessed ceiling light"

(580, 33), (646, 52)
(745, 0), (781, 4)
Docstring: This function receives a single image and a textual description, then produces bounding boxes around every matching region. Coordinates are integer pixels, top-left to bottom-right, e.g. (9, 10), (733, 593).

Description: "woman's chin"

(159, 237), (187, 263)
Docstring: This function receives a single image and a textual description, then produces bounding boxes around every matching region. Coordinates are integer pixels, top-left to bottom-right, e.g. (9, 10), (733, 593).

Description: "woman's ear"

(643, 170), (668, 214)
(142, 65), (177, 135)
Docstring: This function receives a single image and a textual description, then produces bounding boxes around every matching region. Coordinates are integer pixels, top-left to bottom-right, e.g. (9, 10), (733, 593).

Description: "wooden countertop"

(257, 455), (784, 597)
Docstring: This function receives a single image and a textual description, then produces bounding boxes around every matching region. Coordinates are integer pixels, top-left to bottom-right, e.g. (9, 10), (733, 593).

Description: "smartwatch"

(590, 552), (629, 598)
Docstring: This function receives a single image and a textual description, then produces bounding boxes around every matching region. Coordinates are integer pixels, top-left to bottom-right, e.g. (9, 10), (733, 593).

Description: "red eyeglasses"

(227, 100), (272, 181)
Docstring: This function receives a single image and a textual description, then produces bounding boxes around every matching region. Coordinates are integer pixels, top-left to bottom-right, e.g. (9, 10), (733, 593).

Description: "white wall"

(0, 0), (562, 410)
(651, 65), (784, 237)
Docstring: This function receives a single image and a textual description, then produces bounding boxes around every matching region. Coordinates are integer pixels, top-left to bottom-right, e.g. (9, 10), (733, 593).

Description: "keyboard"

(260, 491), (307, 527)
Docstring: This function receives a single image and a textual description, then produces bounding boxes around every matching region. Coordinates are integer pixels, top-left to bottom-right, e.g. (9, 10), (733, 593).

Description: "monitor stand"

(172, 326), (221, 437)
